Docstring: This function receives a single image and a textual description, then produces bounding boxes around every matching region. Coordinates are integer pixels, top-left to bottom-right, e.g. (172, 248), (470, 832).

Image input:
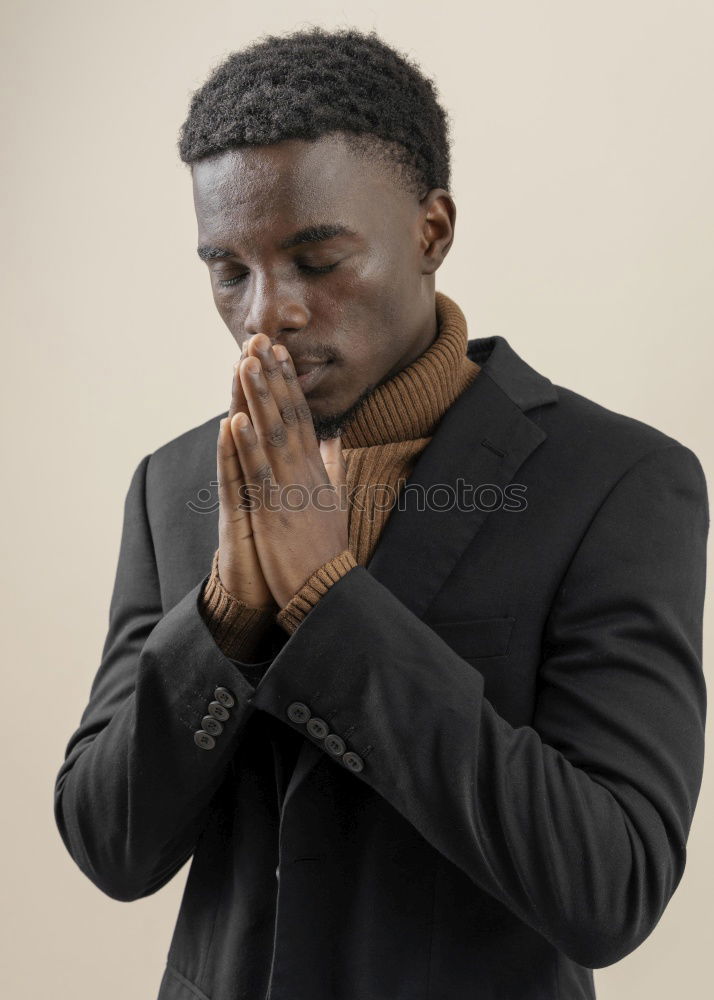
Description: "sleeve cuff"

(276, 548), (358, 634)
(199, 548), (277, 661)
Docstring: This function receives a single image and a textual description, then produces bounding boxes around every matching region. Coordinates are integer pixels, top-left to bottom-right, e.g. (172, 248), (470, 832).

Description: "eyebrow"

(197, 223), (359, 261)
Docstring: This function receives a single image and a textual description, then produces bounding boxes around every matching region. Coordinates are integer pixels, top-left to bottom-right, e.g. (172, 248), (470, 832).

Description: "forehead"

(191, 136), (396, 242)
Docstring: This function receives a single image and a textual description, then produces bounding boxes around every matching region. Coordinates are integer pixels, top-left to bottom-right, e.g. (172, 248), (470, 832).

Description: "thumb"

(319, 434), (346, 490)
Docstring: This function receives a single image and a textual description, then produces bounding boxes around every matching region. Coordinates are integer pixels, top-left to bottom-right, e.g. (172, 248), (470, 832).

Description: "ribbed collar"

(339, 290), (481, 448)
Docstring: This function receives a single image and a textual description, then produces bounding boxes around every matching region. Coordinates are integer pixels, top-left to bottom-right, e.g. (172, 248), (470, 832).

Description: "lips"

(294, 360), (332, 393)
(292, 360), (327, 375)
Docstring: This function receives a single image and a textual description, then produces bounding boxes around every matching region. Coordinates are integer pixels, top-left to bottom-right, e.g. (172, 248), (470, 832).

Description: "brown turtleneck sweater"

(199, 290), (480, 661)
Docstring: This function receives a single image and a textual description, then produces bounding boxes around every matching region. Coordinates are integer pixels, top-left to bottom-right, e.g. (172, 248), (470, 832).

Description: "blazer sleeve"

(53, 453), (274, 902)
(247, 442), (709, 969)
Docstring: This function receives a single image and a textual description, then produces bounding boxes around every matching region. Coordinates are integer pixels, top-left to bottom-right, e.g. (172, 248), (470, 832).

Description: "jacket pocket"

(428, 616), (516, 659)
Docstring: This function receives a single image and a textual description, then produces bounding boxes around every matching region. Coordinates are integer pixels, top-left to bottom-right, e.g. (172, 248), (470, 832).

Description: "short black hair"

(177, 25), (452, 201)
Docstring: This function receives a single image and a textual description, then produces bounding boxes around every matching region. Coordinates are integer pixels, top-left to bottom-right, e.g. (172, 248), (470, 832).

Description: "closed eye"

(218, 262), (340, 288)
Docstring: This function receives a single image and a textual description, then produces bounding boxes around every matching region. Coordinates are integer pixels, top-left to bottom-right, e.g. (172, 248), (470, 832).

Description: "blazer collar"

(467, 333), (559, 412)
(363, 333), (558, 621)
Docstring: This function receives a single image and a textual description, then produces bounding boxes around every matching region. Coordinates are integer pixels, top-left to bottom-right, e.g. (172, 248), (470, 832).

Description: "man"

(54, 26), (709, 1000)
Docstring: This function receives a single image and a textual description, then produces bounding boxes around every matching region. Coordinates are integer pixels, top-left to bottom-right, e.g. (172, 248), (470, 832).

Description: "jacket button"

(194, 730), (216, 750)
(275, 866), (280, 880)
(202, 715), (223, 736)
(287, 702), (311, 724)
(342, 751), (364, 773)
(324, 733), (346, 757)
(208, 700), (230, 722)
(306, 717), (329, 739)
(214, 686), (235, 709)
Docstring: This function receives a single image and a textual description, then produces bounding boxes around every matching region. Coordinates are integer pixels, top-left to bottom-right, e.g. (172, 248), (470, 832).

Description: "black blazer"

(54, 333), (709, 1000)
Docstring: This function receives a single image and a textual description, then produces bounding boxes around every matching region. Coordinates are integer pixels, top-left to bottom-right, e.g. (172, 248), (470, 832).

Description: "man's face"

(191, 133), (452, 436)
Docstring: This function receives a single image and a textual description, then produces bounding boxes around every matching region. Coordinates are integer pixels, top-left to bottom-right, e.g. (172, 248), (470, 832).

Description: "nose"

(243, 276), (309, 345)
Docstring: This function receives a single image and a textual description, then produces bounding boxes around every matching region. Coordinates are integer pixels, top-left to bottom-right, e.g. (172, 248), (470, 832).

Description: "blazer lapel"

(281, 334), (559, 807)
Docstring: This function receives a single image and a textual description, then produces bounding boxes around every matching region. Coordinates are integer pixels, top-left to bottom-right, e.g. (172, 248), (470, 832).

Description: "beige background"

(2, 1), (712, 996)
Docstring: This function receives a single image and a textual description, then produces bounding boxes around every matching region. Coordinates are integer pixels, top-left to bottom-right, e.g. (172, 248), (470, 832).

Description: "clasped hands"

(216, 332), (349, 612)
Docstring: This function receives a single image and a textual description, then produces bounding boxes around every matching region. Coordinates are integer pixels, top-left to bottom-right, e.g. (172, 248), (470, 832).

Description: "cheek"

(339, 331), (396, 396)
(211, 286), (241, 328)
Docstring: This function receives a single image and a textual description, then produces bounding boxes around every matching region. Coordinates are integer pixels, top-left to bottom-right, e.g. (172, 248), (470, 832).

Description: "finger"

(217, 416), (253, 536)
(272, 343), (320, 458)
(239, 351), (298, 485)
(243, 335), (299, 443)
(230, 409), (276, 502)
(228, 349), (251, 422)
(228, 365), (239, 421)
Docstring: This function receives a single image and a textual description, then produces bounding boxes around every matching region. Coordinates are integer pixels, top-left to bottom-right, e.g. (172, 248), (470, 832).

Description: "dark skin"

(191, 133), (456, 610)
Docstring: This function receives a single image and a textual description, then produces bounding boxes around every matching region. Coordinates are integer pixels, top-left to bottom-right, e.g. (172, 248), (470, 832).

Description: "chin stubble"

(310, 381), (379, 442)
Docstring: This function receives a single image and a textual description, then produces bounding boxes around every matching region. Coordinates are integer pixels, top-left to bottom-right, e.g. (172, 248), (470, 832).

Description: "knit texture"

(199, 548), (277, 660)
(199, 290), (480, 655)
